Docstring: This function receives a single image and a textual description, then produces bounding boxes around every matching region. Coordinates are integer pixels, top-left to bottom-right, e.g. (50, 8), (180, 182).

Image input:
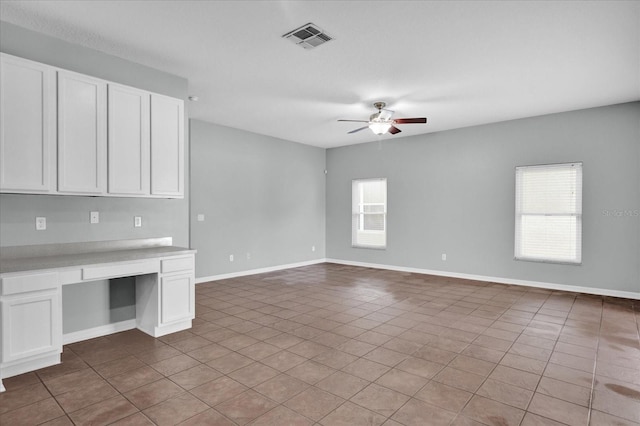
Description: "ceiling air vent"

(283, 23), (333, 49)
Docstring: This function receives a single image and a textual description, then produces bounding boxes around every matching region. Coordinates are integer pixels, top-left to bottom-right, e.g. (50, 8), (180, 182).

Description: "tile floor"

(1, 263), (639, 425)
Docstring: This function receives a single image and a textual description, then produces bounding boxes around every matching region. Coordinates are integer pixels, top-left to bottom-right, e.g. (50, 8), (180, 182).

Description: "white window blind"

(515, 162), (582, 264)
(352, 178), (387, 249)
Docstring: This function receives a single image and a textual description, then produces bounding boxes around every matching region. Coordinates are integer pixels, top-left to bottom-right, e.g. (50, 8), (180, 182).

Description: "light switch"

(90, 211), (99, 224)
(134, 216), (142, 227)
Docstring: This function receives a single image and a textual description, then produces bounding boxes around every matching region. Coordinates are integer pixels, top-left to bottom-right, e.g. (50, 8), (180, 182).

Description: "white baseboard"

(194, 257), (638, 300)
(63, 319), (137, 345)
(196, 259), (327, 284)
(326, 258), (640, 300)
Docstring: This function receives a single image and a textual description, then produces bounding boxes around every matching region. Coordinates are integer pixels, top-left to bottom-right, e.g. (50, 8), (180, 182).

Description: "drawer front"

(82, 260), (156, 280)
(1, 272), (59, 295)
(161, 256), (194, 274)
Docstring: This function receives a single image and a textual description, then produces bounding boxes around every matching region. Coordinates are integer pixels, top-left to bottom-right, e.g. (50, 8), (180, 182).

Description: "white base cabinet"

(0, 272), (62, 383)
(0, 252), (195, 391)
(136, 256), (194, 337)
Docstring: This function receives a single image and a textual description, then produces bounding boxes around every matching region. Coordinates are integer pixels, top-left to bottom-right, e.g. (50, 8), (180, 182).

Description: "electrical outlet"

(442, 253), (447, 261)
(229, 254), (234, 262)
(312, 245), (316, 252)
(246, 252), (251, 260)
(35, 217), (46, 230)
(197, 214), (205, 222)
(90, 211), (99, 224)
(134, 216), (142, 227)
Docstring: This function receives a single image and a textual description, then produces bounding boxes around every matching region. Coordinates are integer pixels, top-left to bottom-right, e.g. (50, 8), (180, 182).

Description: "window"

(352, 178), (387, 249)
(515, 162), (582, 264)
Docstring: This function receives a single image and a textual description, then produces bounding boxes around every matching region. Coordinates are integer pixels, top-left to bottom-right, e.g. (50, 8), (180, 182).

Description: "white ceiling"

(1, 1), (638, 148)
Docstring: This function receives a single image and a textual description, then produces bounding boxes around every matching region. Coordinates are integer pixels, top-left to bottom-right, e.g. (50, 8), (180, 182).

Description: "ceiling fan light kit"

(338, 102), (427, 136)
(369, 121), (392, 135)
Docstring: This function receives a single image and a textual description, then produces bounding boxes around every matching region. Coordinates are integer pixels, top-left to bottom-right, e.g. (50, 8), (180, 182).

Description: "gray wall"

(0, 22), (190, 332)
(190, 120), (326, 278)
(326, 102), (640, 294)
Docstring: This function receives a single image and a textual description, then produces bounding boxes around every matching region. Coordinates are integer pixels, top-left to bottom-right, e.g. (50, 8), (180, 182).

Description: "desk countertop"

(0, 245), (196, 276)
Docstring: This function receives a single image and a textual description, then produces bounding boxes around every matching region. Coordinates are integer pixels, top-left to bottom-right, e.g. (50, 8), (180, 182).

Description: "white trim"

(326, 258), (640, 300)
(1, 353), (60, 384)
(196, 259), (327, 283)
(62, 319), (137, 345)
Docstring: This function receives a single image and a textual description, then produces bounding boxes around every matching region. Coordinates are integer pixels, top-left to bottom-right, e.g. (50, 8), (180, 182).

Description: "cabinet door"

(108, 84), (150, 195)
(57, 71), (107, 194)
(160, 274), (194, 325)
(1, 290), (62, 362)
(151, 94), (184, 197)
(0, 54), (56, 193)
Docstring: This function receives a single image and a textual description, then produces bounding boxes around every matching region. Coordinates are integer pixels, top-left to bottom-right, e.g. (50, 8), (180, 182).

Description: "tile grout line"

(586, 297), (604, 426)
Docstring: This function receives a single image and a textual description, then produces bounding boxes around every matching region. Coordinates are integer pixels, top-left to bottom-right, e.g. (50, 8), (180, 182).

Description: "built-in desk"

(0, 238), (196, 392)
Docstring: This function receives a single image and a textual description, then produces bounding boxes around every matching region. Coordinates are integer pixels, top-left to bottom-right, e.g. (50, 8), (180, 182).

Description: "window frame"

(352, 178), (387, 250)
(514, 162), (583, 265)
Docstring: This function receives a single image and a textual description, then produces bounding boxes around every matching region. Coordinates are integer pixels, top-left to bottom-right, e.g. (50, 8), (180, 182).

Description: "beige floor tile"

(68, 395), (137, 425)
(476, 378), (533, 409)
(0, 382), (53, 414)
(375, 368), (429, 396)
(143, 393), (209, 426)
(342, 358), (391, 381)
(228, 362), (279, 387)
(249, 405), (314, 426)
(391, 398), (457, 425)
(169, 364), (222, 389)
(433, 367), (486, 392)
(414, 381), (473, 412)
(395, 357), (445, 379)
(253, 374), (309, 403)
(285, 360), (336, 384)
(190, 375), (248, 407)
(316, 371), (370, 399)
(527, 393), (589, 426)
(215, 389), (278, 425)
(351, 383), (410, 417)
(488, 365), (541, 391)
(284, 387), (344, 421)
(312, 349), (358, 369)
(461, 395), (525, 426)
(319, 401), (387, 426)
(0, 398), (64, 425)
(123, 378), (183, 410)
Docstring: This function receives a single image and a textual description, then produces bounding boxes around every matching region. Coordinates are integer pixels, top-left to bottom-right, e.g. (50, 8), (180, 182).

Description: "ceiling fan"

(338, 102), (427, 135)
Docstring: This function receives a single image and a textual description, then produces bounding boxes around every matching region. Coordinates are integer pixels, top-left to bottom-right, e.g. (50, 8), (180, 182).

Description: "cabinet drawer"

(83, 261), (156, 280)
(161, 256), (194, 274)
(1, 272), (58, 295)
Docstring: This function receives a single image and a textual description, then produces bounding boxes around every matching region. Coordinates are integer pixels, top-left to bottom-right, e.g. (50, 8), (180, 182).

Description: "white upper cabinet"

(57, 71), (107, 195)
(0, 54), (56, 193)
(108, 84), (150, 196)
(0, 55), (184, 199)
(151, 94), (184, 197)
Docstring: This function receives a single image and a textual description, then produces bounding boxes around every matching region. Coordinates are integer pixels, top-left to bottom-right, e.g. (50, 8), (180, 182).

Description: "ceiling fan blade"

(394, 117), (427, 124)
(338, 119), (368, 123)
(388, 126), (402, 134)
(348, 126), (369, 134)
